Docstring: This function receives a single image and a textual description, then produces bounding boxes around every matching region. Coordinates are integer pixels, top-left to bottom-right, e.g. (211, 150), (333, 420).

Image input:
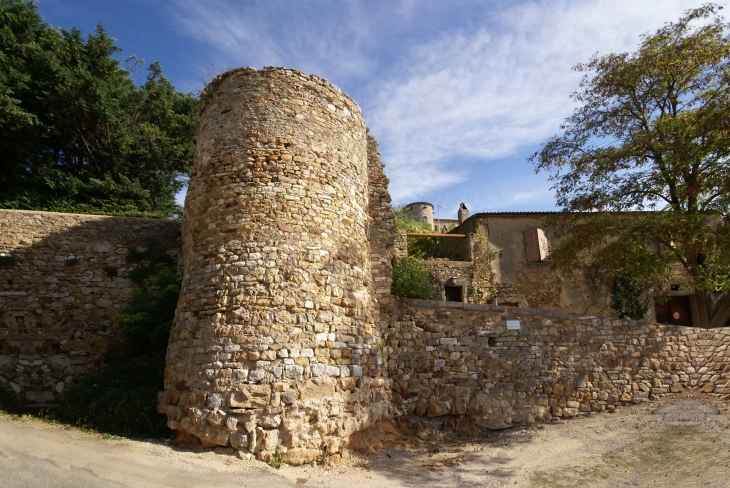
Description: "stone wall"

(158, 67), (392, 460)
(366, 133), (397, 317)
(421, 259), (473, 302)
(0, 210), (181, 404)
(387, 299), (730, 430)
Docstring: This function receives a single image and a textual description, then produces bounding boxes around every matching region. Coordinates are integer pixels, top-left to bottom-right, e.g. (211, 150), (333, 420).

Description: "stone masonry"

(388, 299), (730, 430)
(157, 67), (392, 460)
(0, 210), (180, 403)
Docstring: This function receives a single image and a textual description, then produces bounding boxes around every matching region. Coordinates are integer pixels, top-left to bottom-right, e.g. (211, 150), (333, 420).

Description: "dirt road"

(1, 392), (729, 487)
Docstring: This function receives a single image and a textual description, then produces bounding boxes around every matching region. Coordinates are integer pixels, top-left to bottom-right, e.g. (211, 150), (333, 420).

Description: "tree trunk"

(689, 291), (730, 328)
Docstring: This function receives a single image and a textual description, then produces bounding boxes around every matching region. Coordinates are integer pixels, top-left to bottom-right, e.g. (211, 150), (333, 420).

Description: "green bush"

(56, 355), (168, 437)
(392, 257), (437, 300)
(0, 384), (23, 414)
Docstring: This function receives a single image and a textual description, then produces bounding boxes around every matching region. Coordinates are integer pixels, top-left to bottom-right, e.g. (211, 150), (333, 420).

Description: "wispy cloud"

(167, 0), (704, 206)
(166, 0), (394, 84)
(369, 0), (700, 201)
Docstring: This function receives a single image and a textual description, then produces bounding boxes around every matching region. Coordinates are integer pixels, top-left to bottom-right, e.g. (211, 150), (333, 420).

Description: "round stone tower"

(406, 201), (434, 229)
(158, 67), (390, 460)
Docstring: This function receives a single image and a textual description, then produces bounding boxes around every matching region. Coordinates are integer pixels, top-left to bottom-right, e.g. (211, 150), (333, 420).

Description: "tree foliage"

(394, 206), (438, 258)
(532, 4), (730, 328)
(0, 0), (197, 217)
(610, 271), (650, 320)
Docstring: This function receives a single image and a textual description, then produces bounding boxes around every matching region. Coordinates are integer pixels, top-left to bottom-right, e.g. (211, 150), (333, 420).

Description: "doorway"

(654, 295), (693, 326)
(445, 285), (463, 302)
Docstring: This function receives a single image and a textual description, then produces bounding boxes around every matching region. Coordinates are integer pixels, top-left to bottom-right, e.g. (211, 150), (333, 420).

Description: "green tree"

(394, 206), (438, 258)
(0, 0), (197, 217)
(531, 4), (730, 328)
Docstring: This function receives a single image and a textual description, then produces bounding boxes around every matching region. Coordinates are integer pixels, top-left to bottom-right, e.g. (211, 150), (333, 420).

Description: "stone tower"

(158, 67), (391, 459)
(406, 201), (434, 229)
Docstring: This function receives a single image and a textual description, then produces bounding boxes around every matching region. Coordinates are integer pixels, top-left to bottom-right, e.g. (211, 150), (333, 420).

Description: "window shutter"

(524, 228), (549, 262)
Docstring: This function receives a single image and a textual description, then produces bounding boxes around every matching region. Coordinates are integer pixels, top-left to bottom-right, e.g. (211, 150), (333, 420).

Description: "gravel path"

(1, 392), (728, 488)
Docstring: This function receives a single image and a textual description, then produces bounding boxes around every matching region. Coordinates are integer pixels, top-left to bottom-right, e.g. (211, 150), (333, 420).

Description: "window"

(445, 285), (463, 302)
(422, 216), (428, 223)
(524, 228), (550, 262)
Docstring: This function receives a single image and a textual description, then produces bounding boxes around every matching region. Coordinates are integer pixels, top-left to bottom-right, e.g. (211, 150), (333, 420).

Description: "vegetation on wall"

(610, 272), (649, 320)
(391, 257), (437, 300)
(53, 249), (179, 436)
(394, 206), (438, 258)
(469, 226), (499, 304)
(0, 250), (181, 435)
(531, 4), (730, 328)
(0, 0), (197, 218)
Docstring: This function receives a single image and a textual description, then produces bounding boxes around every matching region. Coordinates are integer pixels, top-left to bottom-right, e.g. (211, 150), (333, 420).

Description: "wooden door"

(654, 296), (692, 326)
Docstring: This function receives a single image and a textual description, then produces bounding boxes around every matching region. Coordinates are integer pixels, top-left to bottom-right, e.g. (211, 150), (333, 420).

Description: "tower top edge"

(199, 66), (361, 115)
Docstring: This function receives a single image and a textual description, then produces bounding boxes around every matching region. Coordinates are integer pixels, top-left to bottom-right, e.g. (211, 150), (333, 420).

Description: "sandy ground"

(1, 391), (729, 488)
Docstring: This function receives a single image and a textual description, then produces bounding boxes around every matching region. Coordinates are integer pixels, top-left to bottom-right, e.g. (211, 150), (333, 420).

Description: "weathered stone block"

(300, 378), (335, 400)
(227, 385), (271, 409)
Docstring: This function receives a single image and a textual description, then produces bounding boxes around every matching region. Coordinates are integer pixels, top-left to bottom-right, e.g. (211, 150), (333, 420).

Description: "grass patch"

(270, 444), (285, 469)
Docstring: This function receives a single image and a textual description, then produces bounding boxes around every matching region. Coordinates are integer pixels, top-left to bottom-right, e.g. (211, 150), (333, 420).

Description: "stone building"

(405, 201), (461, 232)
(419, 210), (697, 325)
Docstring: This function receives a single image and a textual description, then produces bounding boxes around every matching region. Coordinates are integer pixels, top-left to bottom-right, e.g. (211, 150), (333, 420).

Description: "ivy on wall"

(610, 272), (649, 320)
(468, 226), (499, 304)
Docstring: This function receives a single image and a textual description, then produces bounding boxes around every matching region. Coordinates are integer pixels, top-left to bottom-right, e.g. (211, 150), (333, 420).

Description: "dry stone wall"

(421, 259), (474, 302)
(158, 67), (392, 459)
(387, 299), (730, 431)
(366, 133), (398, 315)
(0, 210), (180, 404)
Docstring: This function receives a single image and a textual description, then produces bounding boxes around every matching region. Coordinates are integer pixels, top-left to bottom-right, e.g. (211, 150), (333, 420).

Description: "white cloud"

(166, 0), (386, 82)
(167, 0), (707, 205)
(368, 0), (703, 201)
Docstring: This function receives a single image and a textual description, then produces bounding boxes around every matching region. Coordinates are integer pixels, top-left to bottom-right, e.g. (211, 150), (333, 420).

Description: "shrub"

(56, 354), (168, 437)
(391, 257), (437, 300)
(0, 384), (23, 414)
(610, 272), (648, 320)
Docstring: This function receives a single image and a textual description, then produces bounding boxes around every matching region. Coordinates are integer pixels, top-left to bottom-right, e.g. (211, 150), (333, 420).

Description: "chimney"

(458, 202), (469, 225)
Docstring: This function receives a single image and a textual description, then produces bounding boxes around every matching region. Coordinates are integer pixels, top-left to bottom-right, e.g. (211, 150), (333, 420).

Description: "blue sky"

(37, 0), (705, 217)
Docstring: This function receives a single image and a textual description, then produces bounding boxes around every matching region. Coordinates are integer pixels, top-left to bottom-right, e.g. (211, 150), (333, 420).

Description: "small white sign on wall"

(506, 320), (521, 330)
